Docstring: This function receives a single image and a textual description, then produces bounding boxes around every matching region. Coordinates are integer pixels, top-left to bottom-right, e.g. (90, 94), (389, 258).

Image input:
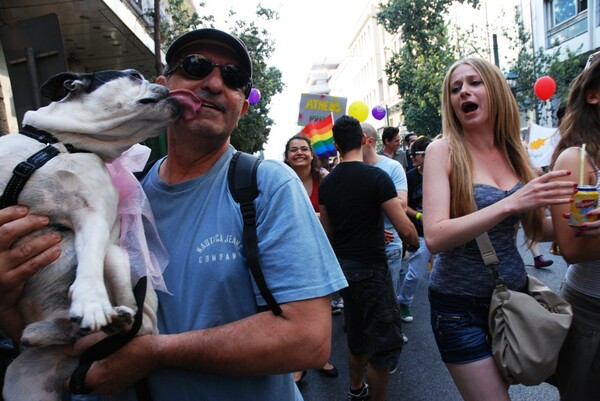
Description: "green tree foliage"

(146, 2), (283, 154)
(504, 7), (582, 125)
(230, 6), (283, 153)
(376, 0), (479, 136)
(159, 0), (214, 48)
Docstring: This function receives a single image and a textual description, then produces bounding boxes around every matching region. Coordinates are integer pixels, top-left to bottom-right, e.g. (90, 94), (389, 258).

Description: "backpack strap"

(228, 152), (282, 316)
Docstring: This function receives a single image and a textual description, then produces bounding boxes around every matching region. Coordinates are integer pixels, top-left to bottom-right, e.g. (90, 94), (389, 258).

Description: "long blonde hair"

(441, 58), (543, 242)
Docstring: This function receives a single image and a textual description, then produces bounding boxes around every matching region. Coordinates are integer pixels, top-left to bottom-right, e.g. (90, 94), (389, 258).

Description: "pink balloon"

(372, 105), (386, 120)
(534, 76), (556, 101)
(248, 88), (261, 105)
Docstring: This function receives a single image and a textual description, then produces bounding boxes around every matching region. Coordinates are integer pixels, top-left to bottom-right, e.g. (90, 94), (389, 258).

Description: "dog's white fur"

(1, 69), (180, 401)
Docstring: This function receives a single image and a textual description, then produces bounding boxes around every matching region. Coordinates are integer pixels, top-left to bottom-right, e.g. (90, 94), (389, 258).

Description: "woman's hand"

(507, 170), (577, 214)
(568, 206), (600, 237)
(0, 205), (61, 340)
(384, 229), (394, 244)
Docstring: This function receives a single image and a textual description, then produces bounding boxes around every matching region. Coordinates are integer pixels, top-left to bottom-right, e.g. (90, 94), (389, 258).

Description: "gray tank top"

(429, 182), (526, 298)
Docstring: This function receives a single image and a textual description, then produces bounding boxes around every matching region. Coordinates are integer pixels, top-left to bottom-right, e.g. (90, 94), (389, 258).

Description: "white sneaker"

(331, 300), (342, 315)
(400, 304), (413, 323)
(347, 383), (369, 400)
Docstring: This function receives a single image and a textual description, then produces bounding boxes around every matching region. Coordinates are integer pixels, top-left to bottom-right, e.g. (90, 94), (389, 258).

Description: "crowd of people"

(0, 27), (599, 401)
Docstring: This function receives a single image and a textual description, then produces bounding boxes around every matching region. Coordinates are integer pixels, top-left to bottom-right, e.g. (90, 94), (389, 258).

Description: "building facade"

(532, 0), (599, 59)
(0, 0), (166, 134)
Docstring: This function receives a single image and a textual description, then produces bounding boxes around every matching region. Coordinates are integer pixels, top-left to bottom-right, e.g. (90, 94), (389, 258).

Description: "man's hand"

(65, 334), (160, 395)
(0, 205), (61, 340)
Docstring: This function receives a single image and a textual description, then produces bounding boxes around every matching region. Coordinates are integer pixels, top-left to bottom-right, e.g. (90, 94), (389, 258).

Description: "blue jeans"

(398, 237), (430, 306)
(428, 288), (492, 364)
(385, 247), (404, 297)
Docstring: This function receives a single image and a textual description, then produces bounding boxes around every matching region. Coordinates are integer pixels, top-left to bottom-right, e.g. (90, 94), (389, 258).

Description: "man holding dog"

(0, 28), (346, 400)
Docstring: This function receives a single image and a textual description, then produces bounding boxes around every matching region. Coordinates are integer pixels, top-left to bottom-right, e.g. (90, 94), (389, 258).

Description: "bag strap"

(228, 151), (282, 316)
(475, 232), (503, 285)
(475, 232), (500, 266)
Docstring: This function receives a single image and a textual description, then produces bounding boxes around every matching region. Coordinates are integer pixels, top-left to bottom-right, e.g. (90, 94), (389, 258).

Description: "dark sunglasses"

(165, 54), (252, 96)
(410, 151), (425, 157)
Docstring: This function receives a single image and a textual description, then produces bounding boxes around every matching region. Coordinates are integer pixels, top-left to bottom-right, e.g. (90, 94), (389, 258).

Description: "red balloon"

(534, 76), (556, 101)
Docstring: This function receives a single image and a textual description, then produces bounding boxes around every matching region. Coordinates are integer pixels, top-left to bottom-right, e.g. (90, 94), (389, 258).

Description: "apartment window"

(551, 0), (587, 26)
(547, 0), (588, 46)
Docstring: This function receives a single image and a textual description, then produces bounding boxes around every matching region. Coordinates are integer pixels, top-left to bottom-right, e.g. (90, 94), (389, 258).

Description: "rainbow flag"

(299, 114), (337, 158)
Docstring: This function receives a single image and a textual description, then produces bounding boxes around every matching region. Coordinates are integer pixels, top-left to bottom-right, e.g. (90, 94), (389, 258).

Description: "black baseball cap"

(165, 28), (253, 80)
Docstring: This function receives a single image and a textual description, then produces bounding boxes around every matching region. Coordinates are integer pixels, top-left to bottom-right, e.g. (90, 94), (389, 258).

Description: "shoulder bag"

(475, 232), (573, 386)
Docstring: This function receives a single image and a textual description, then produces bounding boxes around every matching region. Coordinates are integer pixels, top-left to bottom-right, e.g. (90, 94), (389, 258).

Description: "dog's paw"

(69, 284), (115, 331)
(102, 306), (135, 335)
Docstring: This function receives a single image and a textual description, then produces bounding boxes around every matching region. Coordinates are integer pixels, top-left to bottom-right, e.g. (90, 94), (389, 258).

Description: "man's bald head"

(361, 122), (377, 139)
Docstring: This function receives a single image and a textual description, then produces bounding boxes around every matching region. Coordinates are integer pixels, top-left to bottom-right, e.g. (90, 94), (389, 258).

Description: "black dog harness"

(0, 125), (87, 209)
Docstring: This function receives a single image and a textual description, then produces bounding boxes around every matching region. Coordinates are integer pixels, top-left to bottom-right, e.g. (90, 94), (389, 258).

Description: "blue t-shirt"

(374, 156), (407, 252)
(110, 146), (346, 401)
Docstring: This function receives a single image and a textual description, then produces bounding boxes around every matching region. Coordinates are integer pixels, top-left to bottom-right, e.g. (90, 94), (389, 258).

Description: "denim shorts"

(428, 288), (492, 364)
(339, 259), (403, 369)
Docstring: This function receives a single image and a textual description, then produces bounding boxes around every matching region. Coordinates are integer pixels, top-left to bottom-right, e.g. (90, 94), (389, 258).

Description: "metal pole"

(385, 105), (390, 127)
(26, 47), (41, 109)
(154, 0), (162, 76)
(492, 34), (499, 68)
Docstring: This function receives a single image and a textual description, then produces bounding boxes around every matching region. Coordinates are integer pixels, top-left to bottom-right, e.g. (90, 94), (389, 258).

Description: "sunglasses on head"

(411, 151), (425, 157)
(165, 54), (252, 96)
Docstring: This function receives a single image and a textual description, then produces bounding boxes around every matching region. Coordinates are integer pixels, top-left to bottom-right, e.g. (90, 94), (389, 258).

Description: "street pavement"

(298, 232), (564, 401)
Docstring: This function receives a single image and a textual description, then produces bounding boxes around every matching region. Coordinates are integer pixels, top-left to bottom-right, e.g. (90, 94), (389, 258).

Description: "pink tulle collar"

(105, 144), (169, 293)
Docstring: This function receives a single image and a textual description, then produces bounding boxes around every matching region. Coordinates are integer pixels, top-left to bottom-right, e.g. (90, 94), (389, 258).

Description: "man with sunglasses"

(0, 28), (346, 401)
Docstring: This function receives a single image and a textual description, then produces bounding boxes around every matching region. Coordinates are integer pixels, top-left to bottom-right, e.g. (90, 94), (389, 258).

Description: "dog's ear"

(40, 72), (89, 102)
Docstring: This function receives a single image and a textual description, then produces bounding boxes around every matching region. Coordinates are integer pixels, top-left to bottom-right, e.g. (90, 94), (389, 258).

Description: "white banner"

(527, 123), (560, 168)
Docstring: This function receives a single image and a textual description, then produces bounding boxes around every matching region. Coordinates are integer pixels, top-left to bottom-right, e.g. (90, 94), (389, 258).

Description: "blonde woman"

(422, 58), (576, 401)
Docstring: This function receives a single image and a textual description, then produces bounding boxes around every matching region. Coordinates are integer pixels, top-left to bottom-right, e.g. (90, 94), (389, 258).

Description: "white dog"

(1, 69), (181, 401)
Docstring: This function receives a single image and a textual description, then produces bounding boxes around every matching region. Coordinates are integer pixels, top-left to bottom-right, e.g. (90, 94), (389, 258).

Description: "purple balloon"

(372, 105), (386, 120)
(248, 88), (261, 105)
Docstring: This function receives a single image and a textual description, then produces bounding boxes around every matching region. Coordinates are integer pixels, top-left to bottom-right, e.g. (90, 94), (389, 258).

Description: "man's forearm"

(155, 297), (331, 375)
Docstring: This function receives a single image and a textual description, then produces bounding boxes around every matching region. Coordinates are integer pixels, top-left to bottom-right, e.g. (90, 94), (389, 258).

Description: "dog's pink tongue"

(169, 89), (202, 121)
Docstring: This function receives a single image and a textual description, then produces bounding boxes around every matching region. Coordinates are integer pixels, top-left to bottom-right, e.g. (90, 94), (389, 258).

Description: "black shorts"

(339, 259), (404, 369)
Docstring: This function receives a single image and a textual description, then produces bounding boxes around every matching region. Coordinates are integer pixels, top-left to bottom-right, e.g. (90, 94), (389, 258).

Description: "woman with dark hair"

(283, 135), (338, 383)
(284, 135), (328, 214)
(549, 55), (600, 401)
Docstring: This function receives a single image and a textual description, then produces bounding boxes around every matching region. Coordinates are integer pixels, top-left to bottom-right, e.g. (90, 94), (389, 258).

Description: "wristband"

(415, 212), (422, 221)
(407, 243), (420, 252)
